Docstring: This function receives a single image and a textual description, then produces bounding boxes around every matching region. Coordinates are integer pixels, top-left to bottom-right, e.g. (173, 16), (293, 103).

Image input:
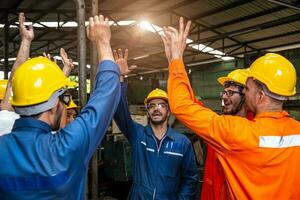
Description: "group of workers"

(0, 12), (299, 200)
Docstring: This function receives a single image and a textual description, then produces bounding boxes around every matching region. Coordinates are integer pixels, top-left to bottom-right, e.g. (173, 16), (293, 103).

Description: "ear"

(258, 90), (265, 104)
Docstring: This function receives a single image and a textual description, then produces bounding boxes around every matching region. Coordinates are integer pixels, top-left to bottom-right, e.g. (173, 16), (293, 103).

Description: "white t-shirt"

(0, 110), (20, 136)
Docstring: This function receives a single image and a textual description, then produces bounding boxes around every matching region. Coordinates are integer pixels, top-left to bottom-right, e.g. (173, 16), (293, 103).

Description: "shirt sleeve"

(178, 140), (199, 200)
(56, 60), (121, 166)
(113, 82), (142, 144)
(168, 59), (258, 152)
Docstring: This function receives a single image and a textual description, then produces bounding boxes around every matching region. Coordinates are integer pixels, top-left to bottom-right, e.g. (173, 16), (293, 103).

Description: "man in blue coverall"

(113, 49), (199, 200)
(0, 15), (120, 199)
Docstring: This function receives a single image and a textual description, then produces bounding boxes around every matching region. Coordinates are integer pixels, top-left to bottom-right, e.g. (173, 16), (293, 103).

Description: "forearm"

(10, 39), (31, 78)
(96, 42), (114, 62)
(167, 60), (220, 146)
(114, 82), (136, 142)
(1, 39), (31, 111)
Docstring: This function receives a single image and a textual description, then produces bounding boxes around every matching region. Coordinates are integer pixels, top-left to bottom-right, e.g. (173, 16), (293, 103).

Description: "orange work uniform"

(168, 59), (300, 200)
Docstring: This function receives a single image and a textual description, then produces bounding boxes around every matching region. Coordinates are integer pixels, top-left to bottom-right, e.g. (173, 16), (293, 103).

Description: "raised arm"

(164, 18), (252, 151)
(113, 48), (139, 142)
(58, 15), (120, 165)
(1, 13), (34, 111)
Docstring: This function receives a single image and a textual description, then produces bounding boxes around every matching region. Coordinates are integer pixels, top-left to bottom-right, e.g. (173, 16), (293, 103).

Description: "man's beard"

(223, 105), (240, 115)
(149, 111), (168, 125)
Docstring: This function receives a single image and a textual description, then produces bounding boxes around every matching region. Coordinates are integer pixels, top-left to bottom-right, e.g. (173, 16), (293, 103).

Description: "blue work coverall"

(0, 60), (120, 199)
(114, 83), (199, 200)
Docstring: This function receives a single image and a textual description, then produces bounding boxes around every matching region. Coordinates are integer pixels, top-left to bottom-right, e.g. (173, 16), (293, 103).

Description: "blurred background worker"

(164, 17), (300, 199)
(201, 69), (251, 200)
(113, 49), (199, 200)
(66, 100), (78, 123)
(0, 15), (121, 199)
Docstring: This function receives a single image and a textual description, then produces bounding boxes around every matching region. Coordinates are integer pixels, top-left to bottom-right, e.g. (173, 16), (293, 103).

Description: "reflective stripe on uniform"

(163, 151), (183, 157)
(259, 134), (300, 148)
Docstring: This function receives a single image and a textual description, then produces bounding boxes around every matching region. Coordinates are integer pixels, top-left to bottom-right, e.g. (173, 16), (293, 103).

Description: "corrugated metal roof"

(0, 0), (299, 74)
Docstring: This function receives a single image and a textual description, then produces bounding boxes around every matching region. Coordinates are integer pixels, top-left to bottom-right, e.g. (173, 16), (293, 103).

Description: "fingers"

(183, 20), (191, 41)
(94, 15), (99, 23)
(124, 49), (129, 60)
(179, 17), (184, 37)
(60, 48), (67, 59)
(28, 24), (33, 32)
(86, 26), (90, 38)
(167, 26), (178, 37)
(19, 12), (25, 26)
(105, 17), (109, 25)
(118, 48), (123, 58)
(98, 15), (103, 22)
(113, 49), (118, 60)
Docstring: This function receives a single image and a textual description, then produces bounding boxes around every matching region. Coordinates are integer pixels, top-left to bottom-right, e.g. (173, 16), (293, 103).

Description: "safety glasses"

(220, 90), (244, 98)
(147, 102), (168, 110)
(59, 92), (72, 106)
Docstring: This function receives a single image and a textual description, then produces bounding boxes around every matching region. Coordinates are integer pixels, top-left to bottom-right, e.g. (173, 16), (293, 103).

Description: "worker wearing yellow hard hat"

(217, 68), (250, 115)
(165, 17), (300, 200)
(0, 14), (121, 199)
(202, 68), (252, 200)
(113, 48), (198, 199)
(66, 99), (78, 124)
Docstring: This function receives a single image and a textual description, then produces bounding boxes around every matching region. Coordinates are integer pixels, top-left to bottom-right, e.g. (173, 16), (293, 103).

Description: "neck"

(151, 121), (168, 140)
(256, 104), (283, 115)
(256, 97), (283, 115)
(236, 104), (247, 117)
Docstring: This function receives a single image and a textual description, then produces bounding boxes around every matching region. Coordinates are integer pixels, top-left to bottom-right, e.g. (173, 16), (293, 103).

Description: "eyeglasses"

(219, 90), (243, 98)
(147, 102), (168, 110)
(59, 93), (72, 106)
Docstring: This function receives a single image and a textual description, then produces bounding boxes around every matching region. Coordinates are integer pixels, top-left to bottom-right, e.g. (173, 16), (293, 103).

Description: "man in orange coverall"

(161, 17), (300, 199)
(201, 69), (252, 200)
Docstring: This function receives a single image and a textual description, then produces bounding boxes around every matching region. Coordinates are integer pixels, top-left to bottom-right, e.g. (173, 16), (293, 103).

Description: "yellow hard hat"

(0, 79), (8, 100)
(11, 57), (74, 107)
(144, 88), (168, 104)
(217, 69), (250, 86)
(248, 53), (296, 96)
(67, 100), (78, 109)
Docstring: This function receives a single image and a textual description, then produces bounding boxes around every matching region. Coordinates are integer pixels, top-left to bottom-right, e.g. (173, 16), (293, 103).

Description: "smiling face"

(220, 84), (244, 115)
(146, 98), (169, 126)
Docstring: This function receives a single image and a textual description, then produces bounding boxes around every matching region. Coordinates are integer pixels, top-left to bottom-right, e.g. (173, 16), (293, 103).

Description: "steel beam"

(73, 0), (87, 107)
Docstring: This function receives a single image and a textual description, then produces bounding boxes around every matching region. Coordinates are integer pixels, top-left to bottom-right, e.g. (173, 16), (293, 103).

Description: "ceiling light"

(133, 54), (149, 60)
(221, 56), (235, 61)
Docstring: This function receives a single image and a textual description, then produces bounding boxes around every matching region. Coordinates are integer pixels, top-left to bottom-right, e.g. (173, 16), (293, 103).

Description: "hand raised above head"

(86, 15), (111, 44)
(61, 48), (75, 77)
(19, 12), (34, 42)
(161, 17), (191, 61)
(113, 48), (137, 76)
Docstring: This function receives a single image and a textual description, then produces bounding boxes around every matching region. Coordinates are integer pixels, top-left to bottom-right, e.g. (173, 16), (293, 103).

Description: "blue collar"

(145, 125), (175, 141)
(13, 117), (52, 133)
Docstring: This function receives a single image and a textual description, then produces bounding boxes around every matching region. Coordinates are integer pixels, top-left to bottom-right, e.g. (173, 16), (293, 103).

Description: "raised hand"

(19, 12), (34, 42)
(162, 17), (191, 61)
(43, 52), (57, 63)
(113, 48), (137, 76)
(86, 15), (111, 44)
(86, 15), (114, 62)
(60, 48), (74, 77)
